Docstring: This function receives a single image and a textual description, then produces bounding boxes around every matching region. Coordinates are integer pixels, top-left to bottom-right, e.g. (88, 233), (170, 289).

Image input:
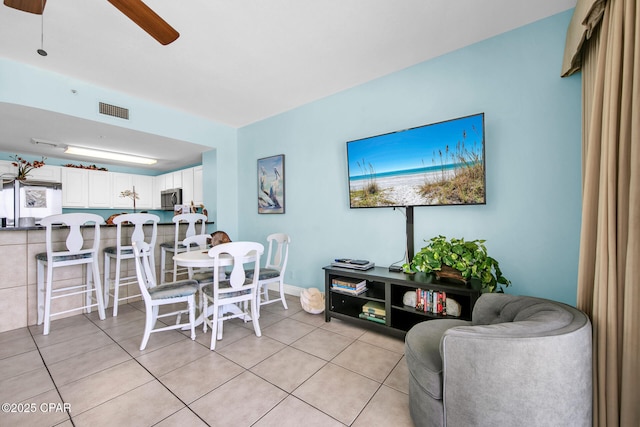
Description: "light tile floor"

(0, 293), (414, 427)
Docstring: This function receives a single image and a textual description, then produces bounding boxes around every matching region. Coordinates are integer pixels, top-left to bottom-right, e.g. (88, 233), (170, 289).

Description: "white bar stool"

(160, 213), (207, 283)
(103, 213), (159, 316)
(36, 213), (106, 335)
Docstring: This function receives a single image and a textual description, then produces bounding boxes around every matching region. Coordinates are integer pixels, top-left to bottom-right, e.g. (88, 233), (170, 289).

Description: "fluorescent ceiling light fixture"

(65, 146), (157, 165)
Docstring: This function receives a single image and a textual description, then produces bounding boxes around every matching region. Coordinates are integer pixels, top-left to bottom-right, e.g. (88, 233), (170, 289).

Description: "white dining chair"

(159, 213), (207, 283)
(201, 241), (264, 350)
(103, 213), (160, 317)
(253, 233), (291, 315)
(36, 213), (106, 335)
(131, 240), (198, 350)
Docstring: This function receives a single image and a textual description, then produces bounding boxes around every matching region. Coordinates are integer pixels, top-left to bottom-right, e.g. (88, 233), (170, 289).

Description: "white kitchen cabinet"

(181, 167), (194, 206)
(158, 173), (168, 191)
(0, 160), (15, 178)
(193, 166), (203, 205)
(112, 172), (153, 210)
(61, 168), (88, 207)
(56, 165), (196, 211)
(87, 170), (112, 207)
(111, 173), (133, 209)
(152, 175), (162, 209)
(172, 170), (182, 189)
(132, 175), (153, 209)
(0, 161), (61, 182)
(178, 166), (203, 208)
(157, 170), (184, 193)
(27, 165), (62, 182)
(162, 170), (182, 190)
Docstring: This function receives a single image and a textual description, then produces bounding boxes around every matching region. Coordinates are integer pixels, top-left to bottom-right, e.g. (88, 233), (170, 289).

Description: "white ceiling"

(0, 0), (576, 172)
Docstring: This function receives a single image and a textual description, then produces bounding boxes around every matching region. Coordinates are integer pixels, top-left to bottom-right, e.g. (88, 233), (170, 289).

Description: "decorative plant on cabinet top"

(10, 155), (46, 181)
(403, 235), (511, 293)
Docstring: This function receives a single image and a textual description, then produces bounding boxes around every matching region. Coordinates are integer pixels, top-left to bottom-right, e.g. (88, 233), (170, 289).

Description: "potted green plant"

(403, 235), (511, 293)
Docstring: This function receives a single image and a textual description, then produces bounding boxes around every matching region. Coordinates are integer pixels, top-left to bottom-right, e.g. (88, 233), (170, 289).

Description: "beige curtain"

(563, 0), (640, 426)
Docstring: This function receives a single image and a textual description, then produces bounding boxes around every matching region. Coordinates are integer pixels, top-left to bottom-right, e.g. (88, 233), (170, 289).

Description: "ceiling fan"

(4, 0), (179, 45)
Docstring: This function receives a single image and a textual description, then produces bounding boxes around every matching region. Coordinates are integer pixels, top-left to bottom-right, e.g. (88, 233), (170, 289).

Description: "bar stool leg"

(92, 258), (106, 320)
(43, 263), (53, 335)
(172, 255), (178, 282)
(103, 253), (111, 308)
(85, 263), (92, 313)
(112, 255), (122, 317)
(36, 260), (44, 325)
(160, 247), (167, 284)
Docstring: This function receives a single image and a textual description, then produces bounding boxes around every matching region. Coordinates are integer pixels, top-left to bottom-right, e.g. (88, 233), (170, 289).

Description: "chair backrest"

(40, 213), (104, 257)
(182, 234), (210, 252)
(113, 213), (160, 251)
(172, 213), (207, 248)
(265, 233), (290, 274)
(208, 241), (264, 297)
(131, 240), (157, 303)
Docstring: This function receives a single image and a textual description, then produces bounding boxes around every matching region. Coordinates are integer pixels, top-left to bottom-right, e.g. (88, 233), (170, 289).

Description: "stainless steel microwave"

(161, 188), (182, 210)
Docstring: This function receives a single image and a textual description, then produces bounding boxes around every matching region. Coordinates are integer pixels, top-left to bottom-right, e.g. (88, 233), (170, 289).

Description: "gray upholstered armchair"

(405, 293), (592, 427)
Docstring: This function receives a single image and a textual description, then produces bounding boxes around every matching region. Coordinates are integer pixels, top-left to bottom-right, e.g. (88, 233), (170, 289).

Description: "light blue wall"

(0, 59), (239, 235)
(0, 10), (582, 305)
(237, 11), (582, 305)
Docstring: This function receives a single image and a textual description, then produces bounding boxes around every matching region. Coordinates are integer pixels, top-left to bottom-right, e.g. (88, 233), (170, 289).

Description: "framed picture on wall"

(258, 154), (285, 214)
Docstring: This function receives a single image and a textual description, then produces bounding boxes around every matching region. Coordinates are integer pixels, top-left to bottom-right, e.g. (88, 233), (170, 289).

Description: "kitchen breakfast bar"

(0, 221), (215, 333)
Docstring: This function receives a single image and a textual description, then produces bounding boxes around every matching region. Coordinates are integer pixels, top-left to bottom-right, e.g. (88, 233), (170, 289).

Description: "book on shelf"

(331, 277), (367, 289)
(362, 301), (385, 316)
(332, 283), (366, 292)
(360, 311), (385, 320)
(415, 289), (447, 315)
(331, 285), (368, 295)
(358, 312), (386, 324)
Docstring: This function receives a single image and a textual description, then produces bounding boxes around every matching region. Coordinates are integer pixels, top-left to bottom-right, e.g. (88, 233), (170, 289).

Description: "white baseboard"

(264, 283), (324, 297)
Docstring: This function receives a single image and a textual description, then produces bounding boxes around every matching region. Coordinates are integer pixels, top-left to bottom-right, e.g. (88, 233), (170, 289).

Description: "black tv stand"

(323, 265), (480, 337)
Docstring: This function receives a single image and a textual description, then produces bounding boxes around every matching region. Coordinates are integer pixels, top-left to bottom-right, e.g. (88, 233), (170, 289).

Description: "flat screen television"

(347, 112), (485, 208)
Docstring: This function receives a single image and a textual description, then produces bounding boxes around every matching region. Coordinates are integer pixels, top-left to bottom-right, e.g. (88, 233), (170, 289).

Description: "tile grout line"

(25, 300), (403, 426)
(82, 309), (214, 426)
(27, 325), (76, 427)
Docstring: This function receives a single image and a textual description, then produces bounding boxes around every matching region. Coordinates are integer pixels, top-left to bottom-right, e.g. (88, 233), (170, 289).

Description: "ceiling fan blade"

(107, 0), (179, 45)
(4, 0), (46, 14)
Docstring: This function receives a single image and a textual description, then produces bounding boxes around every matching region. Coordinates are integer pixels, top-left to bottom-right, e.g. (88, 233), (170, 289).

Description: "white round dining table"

(172, 249), (233, 269)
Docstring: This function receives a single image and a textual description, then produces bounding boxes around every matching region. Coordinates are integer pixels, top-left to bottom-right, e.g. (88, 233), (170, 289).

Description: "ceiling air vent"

(99, 102), (129, 120)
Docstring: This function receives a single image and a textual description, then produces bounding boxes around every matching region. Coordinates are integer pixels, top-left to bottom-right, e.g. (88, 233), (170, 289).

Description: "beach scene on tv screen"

(348, 113), (485, 208)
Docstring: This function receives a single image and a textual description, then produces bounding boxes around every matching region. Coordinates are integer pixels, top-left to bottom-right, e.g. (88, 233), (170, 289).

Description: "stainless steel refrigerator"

(0, 180), (63, 227)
